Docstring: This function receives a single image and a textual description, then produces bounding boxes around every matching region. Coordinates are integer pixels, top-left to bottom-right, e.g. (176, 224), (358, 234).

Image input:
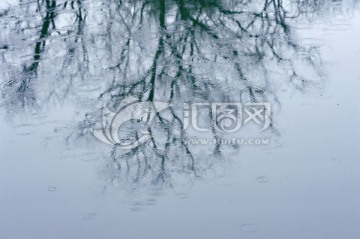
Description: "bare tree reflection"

(1, 0), (350, 199)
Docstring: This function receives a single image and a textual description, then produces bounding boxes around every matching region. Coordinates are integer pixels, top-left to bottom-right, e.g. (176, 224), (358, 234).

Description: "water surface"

(0, 0), (359, 238)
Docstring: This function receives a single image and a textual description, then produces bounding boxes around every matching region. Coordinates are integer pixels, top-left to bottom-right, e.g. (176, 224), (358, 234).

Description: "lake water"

(0, 0), (359, 238)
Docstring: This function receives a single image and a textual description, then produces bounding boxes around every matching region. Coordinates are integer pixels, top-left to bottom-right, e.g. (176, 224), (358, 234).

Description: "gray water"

(0, 0), (359, 238)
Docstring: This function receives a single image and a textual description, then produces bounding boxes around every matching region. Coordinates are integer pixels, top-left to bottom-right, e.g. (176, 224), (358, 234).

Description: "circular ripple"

(239, 223), (258, 233)
(256, 176), (270, 183)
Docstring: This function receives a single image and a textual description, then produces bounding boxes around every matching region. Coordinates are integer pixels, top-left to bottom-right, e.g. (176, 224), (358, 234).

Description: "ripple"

(214, 177), (236, 187)
(130, 202), (145, 212)
(77, 83), (102, 93)
(239, 223), (258, 233)
(63, 151), (102, 162)
(323, 23), (353, 32)
(83, 212), (97, 220)
(146, 198), (157, 206)
(300, 37), (325, 47)
(80, 153), (101, 162)
(14, 123), (38, 135)
(256, 176), (270, 183)
(149, 189), (166, 197)
(30, 113), (48, 120)
(39, 120), (67, 125)
(174, 192), (188, 199)
(0, 80), (12, 90)
(47, 186), (57, 192)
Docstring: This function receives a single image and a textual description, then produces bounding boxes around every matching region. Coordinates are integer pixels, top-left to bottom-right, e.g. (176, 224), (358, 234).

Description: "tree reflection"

(1, 0), (343, 198)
